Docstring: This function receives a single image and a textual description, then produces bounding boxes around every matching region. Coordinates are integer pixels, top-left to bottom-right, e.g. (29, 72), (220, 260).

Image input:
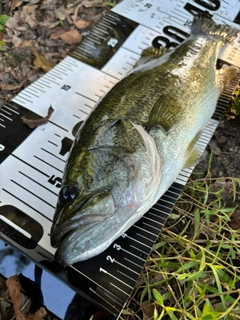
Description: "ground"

(0, 0), (239, 319)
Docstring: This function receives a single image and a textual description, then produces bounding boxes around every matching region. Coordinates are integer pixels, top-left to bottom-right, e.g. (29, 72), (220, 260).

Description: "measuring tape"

(0, 0), (240, 318)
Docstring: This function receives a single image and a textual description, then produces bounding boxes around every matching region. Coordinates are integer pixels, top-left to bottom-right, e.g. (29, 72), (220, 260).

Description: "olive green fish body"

(51, 15), (239, 265)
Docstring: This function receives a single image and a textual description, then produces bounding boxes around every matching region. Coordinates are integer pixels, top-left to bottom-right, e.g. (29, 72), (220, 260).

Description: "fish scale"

(0, 0), (240, 318)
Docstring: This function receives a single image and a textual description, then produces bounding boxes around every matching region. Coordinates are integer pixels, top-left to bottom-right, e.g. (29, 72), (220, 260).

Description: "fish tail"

(191, 13), (239, 44)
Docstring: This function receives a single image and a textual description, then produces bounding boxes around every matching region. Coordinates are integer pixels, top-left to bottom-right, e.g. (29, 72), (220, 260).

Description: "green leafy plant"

(104, 1), (117, 7)
(0, 14), (8, 30)
(0, 14), (9, 51)
(121, 168), (240, 320)
(231, 87), (240, 115)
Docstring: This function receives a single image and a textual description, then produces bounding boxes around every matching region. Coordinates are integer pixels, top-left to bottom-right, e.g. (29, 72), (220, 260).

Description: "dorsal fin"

(135, 46), (169, 67)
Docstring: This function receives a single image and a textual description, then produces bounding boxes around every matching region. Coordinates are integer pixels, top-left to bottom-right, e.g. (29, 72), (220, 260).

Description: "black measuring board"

(69, 12), (139, 69)
(0, 0), (240, 318)
(0, 101), (44, 164)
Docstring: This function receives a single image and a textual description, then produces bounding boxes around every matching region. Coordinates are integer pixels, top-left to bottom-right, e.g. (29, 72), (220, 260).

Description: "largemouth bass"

(50, 14), (239, 265)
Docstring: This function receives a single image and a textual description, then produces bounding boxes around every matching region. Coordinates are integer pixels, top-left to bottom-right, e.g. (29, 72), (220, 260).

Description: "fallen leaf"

(82, 0), (98, 8)
(60, 29), (82, 45)
(21, 106), (54, 128)
(230, 209), (240, 230)
(0, 277), (13, 320)
(0, 80), (25, 91)
(10, 0), (24, 12)
(26, 307), (47, 320)
(31, 47), (55, 72)
(50, 27), (68, 40)
(75, 19), (90, 29)
(20, 5), (39, 29)
(54, 7), (71, 20)
(208, 140), (222, 156)
(25, 15), (37, 29)
(12, 35), (23, 46)
(6, 275), (31, 318)
(140, 300), (155, 320)
(6, 275), (47, 320)
(5, 17), (19, 29)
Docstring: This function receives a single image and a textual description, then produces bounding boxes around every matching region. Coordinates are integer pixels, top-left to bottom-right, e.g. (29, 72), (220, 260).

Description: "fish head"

(50, 119), (161, 265)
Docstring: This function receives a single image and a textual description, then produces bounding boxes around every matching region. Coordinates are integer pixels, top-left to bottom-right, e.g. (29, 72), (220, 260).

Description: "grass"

(0, 14), (8, 51)
(121, 154), (240, 320)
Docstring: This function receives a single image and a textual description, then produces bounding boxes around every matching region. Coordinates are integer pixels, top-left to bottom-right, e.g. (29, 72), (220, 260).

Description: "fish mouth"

(50, 210), (105, 249)
(51, 215), (110, 266)
(51, 190), (116, 265)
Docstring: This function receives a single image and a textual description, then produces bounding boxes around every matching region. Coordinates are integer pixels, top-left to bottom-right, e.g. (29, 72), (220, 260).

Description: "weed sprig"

(122, 168), (240, 320)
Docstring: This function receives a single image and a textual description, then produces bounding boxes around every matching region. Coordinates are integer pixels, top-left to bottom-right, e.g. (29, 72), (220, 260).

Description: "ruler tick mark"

(19, 171), (58, 196)
(130, 244), (148, 257)
(79, 109), (88, 115)
(76, 93), (97, 103)
(41, 148), (66, 163)
(0, 113), (13, 121)
(89, 287), (121, 311)
(1, 108), (11, 115)
(110, 283), (129, 296)
(2, 188), (52, 221)
(100, 267), (133, 289)
(12, 155), (50, 177)
(125, 233), (152, 249)
(117, 270), (135, 283)
(48, 121), (68, 132)
(10, 179), (56, 209)
(124, 257), (142, 269)
(34, 155), (64, 173)
(47, 140), (58, 147)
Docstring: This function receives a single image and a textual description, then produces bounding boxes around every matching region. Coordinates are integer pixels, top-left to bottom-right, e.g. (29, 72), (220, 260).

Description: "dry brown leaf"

(25, 307), (47, 320)
(15, 26), (28, 32)
(82, 0), (98, 8)
(75, 19), (90, 29)
(11, 0), (24, 11)
(21, 106), (54, 128)
(208, 140), (222, 156)
(19, 4), (39, 28)
(0, 80), (25, 91)
(6, 275), (47, 320)
(60, 29), (82, 45)
(31, 48), (56, 72)
(0, 277), (13, 320)
(50, 27), (68, 40)
(54, 7), (71, 20)
(5, 17), (19, 29)
(6, 275), (31, 319)
(12, 35), (23, 46)
(140, 300), (155, 320)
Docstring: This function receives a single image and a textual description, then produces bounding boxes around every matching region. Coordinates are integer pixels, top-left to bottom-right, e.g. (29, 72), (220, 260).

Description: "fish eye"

(60, 185), (78, 204)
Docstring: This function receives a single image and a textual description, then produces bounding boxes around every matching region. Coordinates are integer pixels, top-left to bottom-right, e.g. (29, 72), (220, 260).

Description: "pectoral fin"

(184, 147), (201, 168)
(148, 94), (181, 132)
(218, 66), (239, 93)
(184, 131), (202, 168)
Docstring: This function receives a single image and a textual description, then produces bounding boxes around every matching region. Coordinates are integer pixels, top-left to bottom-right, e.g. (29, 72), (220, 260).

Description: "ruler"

(0, 0), (240, 318)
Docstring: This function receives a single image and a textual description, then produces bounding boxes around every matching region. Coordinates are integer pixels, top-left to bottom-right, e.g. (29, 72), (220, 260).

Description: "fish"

(50, 14), (239, 266)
